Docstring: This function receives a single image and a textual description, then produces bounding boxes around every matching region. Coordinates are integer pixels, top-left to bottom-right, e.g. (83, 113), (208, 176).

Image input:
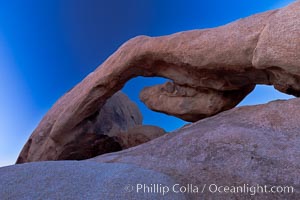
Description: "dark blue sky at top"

(0, 0), (294, 166)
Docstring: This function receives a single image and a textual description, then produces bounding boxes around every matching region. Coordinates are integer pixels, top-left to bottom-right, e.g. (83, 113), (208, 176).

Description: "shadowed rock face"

(17, 2), (300, 163)
(17, 92), (143, 163)
(116, 125), (166, 149)
(17, 91), (166, 163)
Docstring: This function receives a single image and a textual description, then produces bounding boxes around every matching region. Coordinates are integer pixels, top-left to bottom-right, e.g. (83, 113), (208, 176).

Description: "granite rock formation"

(92, 98), (300, 199)
(18, 1), (300, 164)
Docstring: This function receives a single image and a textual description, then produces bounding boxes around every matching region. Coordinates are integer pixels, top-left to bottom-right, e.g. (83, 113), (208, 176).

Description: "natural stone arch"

(17, 1), (300, 163)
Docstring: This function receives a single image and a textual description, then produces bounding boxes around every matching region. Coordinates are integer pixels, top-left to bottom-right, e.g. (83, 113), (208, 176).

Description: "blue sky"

(0, 0), (294, 167)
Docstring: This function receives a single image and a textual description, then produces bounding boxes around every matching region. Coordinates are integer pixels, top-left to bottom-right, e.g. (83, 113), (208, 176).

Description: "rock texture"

(92, 98), (300, 199)
(17, 91), (143, 163)
(0, 161), (185, 200)
(18, 1), (300, 163)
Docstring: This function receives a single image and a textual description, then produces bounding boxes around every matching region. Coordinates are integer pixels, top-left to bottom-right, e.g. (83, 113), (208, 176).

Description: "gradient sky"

(0, 0), (294, 167)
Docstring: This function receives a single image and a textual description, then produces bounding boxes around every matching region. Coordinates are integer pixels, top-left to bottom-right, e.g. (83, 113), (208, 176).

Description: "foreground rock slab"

(92, 98), (300, 199)
(0, 161), (185, 200)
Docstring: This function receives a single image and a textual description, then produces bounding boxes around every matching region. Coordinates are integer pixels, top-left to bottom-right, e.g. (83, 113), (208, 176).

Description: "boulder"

(92, 98), (300, 199)
(0, 161), (185, 200)
(140, 81), (254, 121)
(17, 91), (143, 163)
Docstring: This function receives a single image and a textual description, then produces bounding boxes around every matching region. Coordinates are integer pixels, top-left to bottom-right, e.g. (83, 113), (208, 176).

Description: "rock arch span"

(17, 2), (300, 163)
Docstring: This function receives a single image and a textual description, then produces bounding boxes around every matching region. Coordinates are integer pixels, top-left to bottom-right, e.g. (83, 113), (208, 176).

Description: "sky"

(0, 0), (295, 167)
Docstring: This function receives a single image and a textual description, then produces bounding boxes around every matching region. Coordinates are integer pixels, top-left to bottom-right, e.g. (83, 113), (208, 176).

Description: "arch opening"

(238, 85), (294, 107)
(122, 76), (187, 132)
